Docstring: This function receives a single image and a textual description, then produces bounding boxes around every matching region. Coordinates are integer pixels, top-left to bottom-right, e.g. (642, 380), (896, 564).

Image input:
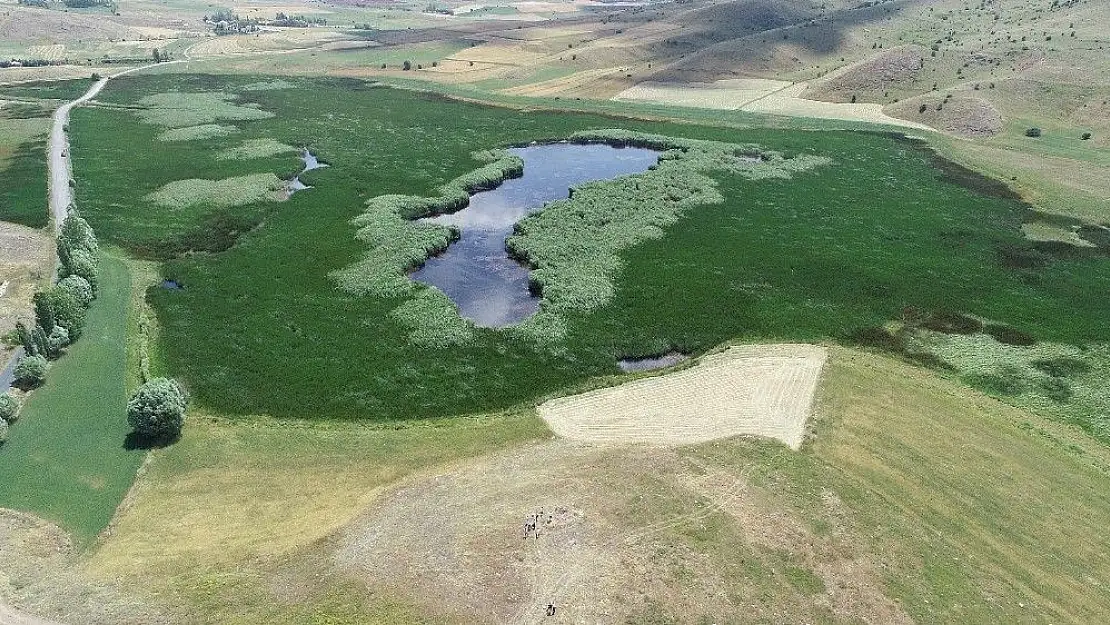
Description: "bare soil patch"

(803, 46), (927, 103)
(887, 94), (1003, 138)
(333, 437), (910, 624)
(538, 344), (827, 449)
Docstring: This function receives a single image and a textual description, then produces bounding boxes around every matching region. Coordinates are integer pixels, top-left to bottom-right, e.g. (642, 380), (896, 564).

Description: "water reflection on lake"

(412, 143), (660, 327)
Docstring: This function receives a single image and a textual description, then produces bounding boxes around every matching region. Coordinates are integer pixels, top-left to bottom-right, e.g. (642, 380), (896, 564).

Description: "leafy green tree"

(59, 212), (98, 257)
(57, 275), (94, 308)
(33, 287), (84, 341)
(31, 324), (49, 358)
(127, 378), (187, 440)
(15, 322), (37, 356)
(61, 248), (99, 294)
(0, 393), (19, 424)
(0, 419), (8, 444)
(1025, 127), (1042, 137)
(14, 355), (48, 389)
(33, 291), (56, 333)
(46, 326), (70, 359)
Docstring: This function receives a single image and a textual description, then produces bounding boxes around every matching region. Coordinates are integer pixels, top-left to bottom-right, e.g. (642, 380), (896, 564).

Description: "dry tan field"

(539, 344), (827, 449)
(0, 222), (53, 364)
(614, 77), (791, 109)
(335, 436), (909, 625)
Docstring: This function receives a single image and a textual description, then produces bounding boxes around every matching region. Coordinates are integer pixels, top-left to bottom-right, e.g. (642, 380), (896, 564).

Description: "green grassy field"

(66, 73), (1110, 427)
(0, 140), (49, 228)
(0, 110), (51, 229)
(0, 254), (144, 546)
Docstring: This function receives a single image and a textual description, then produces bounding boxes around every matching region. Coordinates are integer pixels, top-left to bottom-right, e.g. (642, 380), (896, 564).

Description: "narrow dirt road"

(47, 62), (182, 232)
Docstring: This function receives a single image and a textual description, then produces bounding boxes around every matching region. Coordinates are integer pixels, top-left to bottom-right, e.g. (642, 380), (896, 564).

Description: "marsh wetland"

(413, 143), (660, 327)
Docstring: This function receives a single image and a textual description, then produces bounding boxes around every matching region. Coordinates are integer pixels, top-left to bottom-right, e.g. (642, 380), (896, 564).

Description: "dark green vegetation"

(0, 255), (143, 545)
(0, 79), (95, 101)
(72, 74), (1110, 423)
(0, 141), (48, 228)
(127, 377), (187, 441)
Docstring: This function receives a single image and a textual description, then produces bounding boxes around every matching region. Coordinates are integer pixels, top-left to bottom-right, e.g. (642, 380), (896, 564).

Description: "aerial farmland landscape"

(0, 0), (1108, 622)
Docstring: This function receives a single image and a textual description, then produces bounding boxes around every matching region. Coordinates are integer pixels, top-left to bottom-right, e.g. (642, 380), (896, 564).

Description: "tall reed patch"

(146, 173), (286, 210)
(331, 151), (523, 345)
(136, 92), (274, 128)
(336, 130), (828, 346)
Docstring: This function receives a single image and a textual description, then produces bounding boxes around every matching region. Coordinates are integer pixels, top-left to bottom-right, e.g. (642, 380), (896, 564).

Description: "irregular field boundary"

(538, 344), (828, 449)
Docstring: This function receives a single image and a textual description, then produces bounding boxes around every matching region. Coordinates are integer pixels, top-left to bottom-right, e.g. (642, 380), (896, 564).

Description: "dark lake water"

(411, 143), (660, 327)
(618, 352), (689, 372)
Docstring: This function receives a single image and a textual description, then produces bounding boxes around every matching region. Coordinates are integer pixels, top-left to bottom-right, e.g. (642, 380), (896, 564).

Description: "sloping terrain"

(539, 344), (826, 448)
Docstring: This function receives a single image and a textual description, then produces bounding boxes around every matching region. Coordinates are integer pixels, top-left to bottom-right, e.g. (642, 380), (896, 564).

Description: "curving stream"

(412, 143), (660, 327)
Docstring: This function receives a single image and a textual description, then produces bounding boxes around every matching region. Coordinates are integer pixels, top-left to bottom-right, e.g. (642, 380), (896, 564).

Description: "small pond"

(285, 148), (327, 197)
(412, 143), (661, 327)
(618, 352), (689, 372)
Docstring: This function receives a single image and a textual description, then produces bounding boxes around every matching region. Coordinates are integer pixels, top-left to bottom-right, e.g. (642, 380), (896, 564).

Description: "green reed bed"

(68, 74), (1110, 424)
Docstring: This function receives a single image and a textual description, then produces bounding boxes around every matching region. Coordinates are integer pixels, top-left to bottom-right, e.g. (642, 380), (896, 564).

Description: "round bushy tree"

(46, 326), (70, 358)
(61, 248), (99, 294)
(35, 286), (84, 342)
(0, 393), (19, 424)
(59, 213), (98, 255)
(14, 355), (48, 389)
(57, 275), (94, 308)
(0, 419), (8, 444)
(127, 378), (187, 440)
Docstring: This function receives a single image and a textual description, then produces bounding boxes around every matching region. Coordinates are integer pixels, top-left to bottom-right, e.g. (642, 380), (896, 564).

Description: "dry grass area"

(334, 437), (912, 625)
(887, 94), (1003, 138)
(611, 78), (934, 130)
(3, 349), (1109, 623)
(613, 77), (791, 110)
(539, 344), (827, 449)
(741, 83), (933, 130)
(802, 46), (927, 104)
(0, 222), (52, 359)
(0, 509), (164, 625)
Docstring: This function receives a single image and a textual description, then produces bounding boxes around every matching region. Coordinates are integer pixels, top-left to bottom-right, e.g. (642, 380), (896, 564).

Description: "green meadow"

(0, 254), (143, 545)
(66, 74), (1110, 428)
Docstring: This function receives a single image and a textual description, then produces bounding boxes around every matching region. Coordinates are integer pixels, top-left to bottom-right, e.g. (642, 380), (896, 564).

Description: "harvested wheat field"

(613, 78), (792, 110)
(539, 344), (827, 449)
(741, 83), (933, 130)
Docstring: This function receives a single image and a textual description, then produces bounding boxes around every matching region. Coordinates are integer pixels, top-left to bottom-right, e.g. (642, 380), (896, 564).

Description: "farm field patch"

(539, 344), (826, 448)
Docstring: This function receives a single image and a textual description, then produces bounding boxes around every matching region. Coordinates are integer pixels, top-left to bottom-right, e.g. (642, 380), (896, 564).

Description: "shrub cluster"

(334, 131), (829, 347)
(0, 391), (20, 443)
(127, 377), (187, 441)
(12, 212), (101, 392)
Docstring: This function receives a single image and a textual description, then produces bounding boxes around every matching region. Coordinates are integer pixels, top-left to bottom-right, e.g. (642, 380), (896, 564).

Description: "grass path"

(0, 254), (143, 546)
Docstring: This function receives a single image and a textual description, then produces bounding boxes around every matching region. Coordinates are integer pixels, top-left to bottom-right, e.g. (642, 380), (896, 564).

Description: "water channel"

(411, 143), (660, 328)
